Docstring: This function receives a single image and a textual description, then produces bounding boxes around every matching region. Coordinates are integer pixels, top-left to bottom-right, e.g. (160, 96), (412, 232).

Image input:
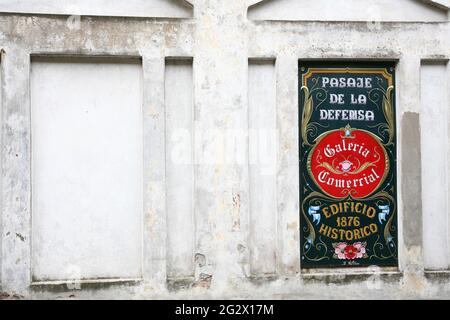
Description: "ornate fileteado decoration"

(299, 63), (398, 268)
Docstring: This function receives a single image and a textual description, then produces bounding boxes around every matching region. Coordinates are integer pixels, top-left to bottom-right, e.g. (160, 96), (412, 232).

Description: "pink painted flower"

(353, 242), (366, 259)
(334, 242), (347, 260)
(334, 242), (367, 260)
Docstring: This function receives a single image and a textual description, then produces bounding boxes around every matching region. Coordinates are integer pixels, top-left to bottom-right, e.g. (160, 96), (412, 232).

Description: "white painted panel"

(165, 60), (194, 278)
(248, 0), (447, 22)
(0, 0), (192, 18)
(31, 58), (143, 281)
(248, 61), (277, 275)
(421, 63), (449, 270)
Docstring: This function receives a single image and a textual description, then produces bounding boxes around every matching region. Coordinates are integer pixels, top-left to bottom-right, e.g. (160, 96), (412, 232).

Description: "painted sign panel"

(299, 62), (398, 268)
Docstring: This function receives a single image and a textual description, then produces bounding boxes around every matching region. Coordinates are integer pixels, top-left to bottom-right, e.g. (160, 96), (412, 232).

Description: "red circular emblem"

(308, 126), (389, 199)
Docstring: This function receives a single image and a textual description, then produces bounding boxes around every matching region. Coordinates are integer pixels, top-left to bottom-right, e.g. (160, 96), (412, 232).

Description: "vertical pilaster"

(397, 56), (423, 273)
(276, 56), (300, 276)
(1, 48), (31, 294)
(193, 1), (250, 291)
(0, 48), (4, 290)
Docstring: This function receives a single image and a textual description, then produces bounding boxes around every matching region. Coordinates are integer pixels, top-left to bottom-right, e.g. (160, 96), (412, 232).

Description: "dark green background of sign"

(299, 61), (398, 268)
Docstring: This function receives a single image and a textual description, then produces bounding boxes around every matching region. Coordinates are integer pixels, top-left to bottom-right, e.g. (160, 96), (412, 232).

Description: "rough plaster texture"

(0, 0), (449, 299)
(248, 0), (448, 22)
(0, 0), (193, 18)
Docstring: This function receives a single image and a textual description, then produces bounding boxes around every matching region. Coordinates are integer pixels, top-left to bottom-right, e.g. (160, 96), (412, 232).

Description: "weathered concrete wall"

(248, 0), (448, 21)
(0, 0), (449, 299)
(31, 58), (144, 282)
(0, 0), (193, 18)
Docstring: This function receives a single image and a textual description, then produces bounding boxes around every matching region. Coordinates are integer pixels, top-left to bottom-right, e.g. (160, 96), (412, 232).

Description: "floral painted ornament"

(339, 160), (353, 173)
(333, 242), (368, 260)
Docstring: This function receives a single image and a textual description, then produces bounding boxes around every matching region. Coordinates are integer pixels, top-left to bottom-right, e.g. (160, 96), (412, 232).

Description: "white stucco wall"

(248, 0), (448, 21)
(420, 63), (450, 270)
(248, 60), (278, 276)
(0, 0), (449, 299)
(30, 58), (144, 282)
(165, 59), (195, 279)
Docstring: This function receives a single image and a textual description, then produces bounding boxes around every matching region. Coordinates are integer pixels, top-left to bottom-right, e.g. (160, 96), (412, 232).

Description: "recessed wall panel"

(31, 58), (143, 281)
(421, 62), (450, 270)
(248, 60), (277, 275)
(165, 59), (194, 279)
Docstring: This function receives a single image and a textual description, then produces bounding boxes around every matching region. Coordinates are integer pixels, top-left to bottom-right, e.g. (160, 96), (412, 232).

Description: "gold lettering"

(367, 207), (376, 219)
(322, 207), (331, 219)
(353, 229), (361, 240)
(370, 223), (378, 233)
(331, 228), (339, 240)
(345, 230), (354, 241)
(330, 204), (339, 215)
(319, 224), (328, 236)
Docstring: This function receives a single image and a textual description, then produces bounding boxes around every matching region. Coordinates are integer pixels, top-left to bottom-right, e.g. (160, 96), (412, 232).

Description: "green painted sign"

(299, 62), (398, 268)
